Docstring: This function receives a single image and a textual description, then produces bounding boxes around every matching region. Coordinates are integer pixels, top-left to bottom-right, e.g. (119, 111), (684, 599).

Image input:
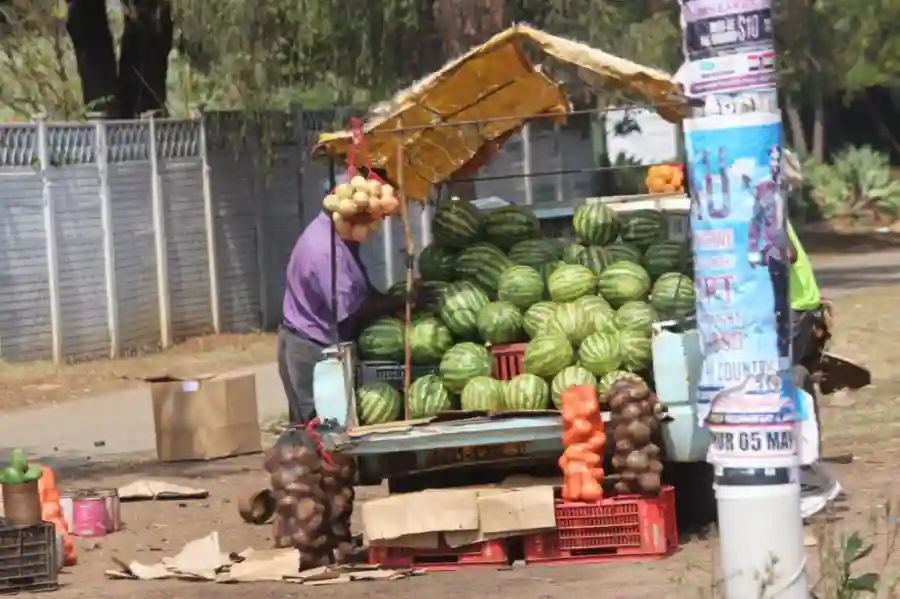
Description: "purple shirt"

(283, 213), (370, 345)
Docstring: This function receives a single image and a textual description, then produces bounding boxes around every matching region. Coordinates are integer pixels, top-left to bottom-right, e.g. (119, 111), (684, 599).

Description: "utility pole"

(676, 1), (809, 597)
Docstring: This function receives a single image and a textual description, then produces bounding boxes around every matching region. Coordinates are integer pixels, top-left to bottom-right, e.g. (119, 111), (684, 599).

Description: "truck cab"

(315, 193), (709, 491)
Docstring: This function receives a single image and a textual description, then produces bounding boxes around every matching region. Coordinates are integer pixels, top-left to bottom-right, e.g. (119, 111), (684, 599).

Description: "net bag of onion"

(606, 376), (665, 495)
(264, 421), (358, 568)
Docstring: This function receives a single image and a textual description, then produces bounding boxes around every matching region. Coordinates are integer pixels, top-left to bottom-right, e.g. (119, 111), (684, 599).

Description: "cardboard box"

(361, 483), (557, 549)
(148, 371), (262, 462)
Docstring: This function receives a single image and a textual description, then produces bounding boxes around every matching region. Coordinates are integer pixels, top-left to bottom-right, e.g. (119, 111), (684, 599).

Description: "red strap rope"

(290, 418), (334, 466)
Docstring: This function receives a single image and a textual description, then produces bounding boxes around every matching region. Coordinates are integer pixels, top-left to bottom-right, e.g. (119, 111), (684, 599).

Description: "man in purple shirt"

(278, 211), (420, 425)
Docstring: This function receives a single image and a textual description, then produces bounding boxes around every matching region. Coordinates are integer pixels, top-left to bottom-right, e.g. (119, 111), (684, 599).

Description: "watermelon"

(563, 243), (586, 264)
(409, 316), (454, 364)
(523, 333), (574, 378)
(605, 241), (642, 263)
(505, 373), (550, 411)
(643, 240), (690, 280)
(438, 281), (490, 339)
(544, 238), (567, 259)
(439, 342), (493, 393)
(455, 243), (514, 296)
(418, 244), (457, 282)
(547, 264), (596, 303)
(357, 317), (404, 361)
(523, 301), (558, 338)
(550, 366), (597, 409)
(432, 199), (483, 247)
(543, 303), (595, 347)
(596, 261), (652, 307)
(615, 301), (658, 332)
(592, 309), (618, 334)
(579, 331), (622, 376)
(386, 281), (407, 298)
(538, 260), (565, 296)
(477, 301), (524, 344)
(573, 202), (619, 245)
(418, 281), (449, 315)
(508, 239), (558, 269)
(598, 370), (643, 395)
(497, 265), (544, 310)
(575, 294), (613, 317)
(650, 272), (696, 318)
(407, 375), (453, 418)
(577, 245), (614, 277)
(618, 328), (652, 372)
(484, 205), (540, 250)
(356, 382), (403, 425)
(460, 376), (505, 412)
(619, 210), (666, 250)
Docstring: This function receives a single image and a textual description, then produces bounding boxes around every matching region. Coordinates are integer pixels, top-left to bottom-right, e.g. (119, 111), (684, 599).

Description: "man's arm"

(337, 293), (405, 340)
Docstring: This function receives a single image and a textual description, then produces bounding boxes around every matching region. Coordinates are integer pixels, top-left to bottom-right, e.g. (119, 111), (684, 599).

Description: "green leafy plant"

(804, 146), (900, 221)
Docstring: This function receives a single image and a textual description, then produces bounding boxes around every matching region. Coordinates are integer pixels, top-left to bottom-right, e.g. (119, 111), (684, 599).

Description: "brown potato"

(613, 481), (632, 495)
(608, 392), (628, 411)
(637, 472), (661, 493)
(299, 512), (324, 534)
(275, 535), (293, 548)
(648, 459), (664, 474)
(626, 420), (652, 445)
(329, 494), (350, 518)
(295, 497), (325, 521)
(615, 438), (634, 454)
(286, 481), (325, 498)
(277, 494), (299, 512)
(611, 454), (625, 470)
(621, 403), (644, 422)
(624, 450), (650, 473)
(613, 423), (632, 442)
(622, 470), (637, 482)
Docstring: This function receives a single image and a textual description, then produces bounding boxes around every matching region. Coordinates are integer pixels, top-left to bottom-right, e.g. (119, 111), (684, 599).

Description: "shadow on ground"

(815, 263), (900, 292)
(801, 230), (900, 254)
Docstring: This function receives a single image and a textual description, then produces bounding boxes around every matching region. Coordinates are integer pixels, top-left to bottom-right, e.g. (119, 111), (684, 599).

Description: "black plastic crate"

(357, 361), (438, 391)
(0, 519), (58, 595)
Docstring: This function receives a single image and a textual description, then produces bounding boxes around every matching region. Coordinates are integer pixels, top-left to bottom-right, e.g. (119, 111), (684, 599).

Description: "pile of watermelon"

(353, 199), (696, 426)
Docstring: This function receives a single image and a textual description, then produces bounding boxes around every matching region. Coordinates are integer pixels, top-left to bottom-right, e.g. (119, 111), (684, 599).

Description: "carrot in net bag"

(322, 118), (398, 243)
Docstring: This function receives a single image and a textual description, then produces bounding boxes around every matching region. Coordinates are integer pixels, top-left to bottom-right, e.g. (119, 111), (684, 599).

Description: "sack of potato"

(264, 432), (358, 568)
(645, 163), (684, 194)
(323, 175), (399, 243)
(606, 377), (665, 496)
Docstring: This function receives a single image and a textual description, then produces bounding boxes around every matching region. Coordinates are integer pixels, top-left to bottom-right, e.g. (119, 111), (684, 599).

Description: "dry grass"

(0, 332), (276, 411)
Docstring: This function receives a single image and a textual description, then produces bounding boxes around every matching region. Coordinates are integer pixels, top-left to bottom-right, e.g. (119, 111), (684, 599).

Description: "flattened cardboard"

(360, 489), (480, 542)
(149, 371), (262, 462)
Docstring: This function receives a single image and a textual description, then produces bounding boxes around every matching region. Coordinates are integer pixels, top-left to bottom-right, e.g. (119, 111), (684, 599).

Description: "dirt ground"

(32, 281), (900, 599)
(0, 333), (275, 411)
(5, 229), (900, 598)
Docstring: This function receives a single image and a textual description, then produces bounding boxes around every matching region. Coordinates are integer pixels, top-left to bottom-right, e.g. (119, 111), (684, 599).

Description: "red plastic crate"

(523, 485), (677, 565)
(368, 535), (510, 571)
(491, 343), (526, 381)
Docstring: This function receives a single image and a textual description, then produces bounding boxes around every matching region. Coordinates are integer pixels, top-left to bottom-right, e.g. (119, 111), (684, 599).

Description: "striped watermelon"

(575, 294), (613, 317)
(438, 281), (490, 339)
(544, 238), (567, 259)
(439, 342), (493, 393)
(433, 199), (483, 247)
(523, 333), (574, 378)
(409, 316), (454, 364)
(538, 261), (565, 297)
(578, 245), (614, 276)
(455, 243), (514, 296)
(356, 382), (403, 425)
(461, 376), (505, 412)
(407, 375), (452, 418)
(598, 370), (643, 395)
(543, 303), (595, 347)
(357, 317), (405, 361)
(593, 310), (618, 334)
(618, 328), (652, 372)
(523, 301), (558, 338)
(418, 244), (457, 282)
(497, 265), (544, 310)
(579, 331), (622, 376)
(547, 264), (596, 303)
(477, 301), (525, 344)
(650, 272), (696, 318)
(505, 373), (550, 411)
(550, 366), (597, 409)
(642, 240), (690, 280)
(484, 205), (540, 250)
(563, 243), (586, 264)
(619, 210), (665, 250)
(508, 239), (558, 269)
(615, 301), (658, 332)
(596, 261), (651, 307)
(605, 241), (642, 263)
(573, 202), (619, 245)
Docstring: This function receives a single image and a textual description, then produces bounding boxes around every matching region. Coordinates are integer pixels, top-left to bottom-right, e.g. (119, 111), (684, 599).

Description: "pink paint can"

(72, 494), (108, 537)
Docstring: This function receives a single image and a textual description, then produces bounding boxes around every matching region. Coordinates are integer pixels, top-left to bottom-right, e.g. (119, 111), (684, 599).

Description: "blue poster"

(684, 113), (796, 426)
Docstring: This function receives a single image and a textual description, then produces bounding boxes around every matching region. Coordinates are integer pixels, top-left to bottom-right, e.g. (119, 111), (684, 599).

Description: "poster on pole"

(684, 112), (796, 435)
(682, 0), (774, 61)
